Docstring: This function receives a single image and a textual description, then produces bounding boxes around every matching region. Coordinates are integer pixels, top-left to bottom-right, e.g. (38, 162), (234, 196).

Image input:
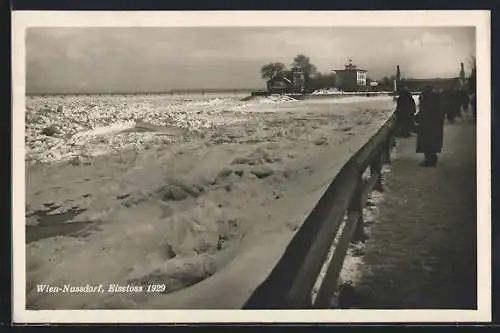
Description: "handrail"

(243, 111), (397, 309)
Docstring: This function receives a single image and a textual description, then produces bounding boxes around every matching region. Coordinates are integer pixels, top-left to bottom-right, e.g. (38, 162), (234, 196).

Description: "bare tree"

(291, 54), (317, 77)
(260, 62), (286, 80)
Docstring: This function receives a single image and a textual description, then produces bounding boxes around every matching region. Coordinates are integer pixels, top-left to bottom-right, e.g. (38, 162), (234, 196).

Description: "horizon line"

(25, 87), (264, 96)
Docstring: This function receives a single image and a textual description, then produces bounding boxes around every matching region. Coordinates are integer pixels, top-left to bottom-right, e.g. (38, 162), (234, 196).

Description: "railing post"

(384, 135), (394, 165)
(349, 174), (368, 243)
(371, 154), (384, 192)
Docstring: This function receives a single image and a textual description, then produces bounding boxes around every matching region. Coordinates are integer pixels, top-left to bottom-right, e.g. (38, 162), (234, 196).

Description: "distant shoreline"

(25, 89), (259, 97)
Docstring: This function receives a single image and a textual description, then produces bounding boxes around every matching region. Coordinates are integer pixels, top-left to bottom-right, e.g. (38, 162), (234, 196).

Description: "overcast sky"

(26, 26), (475, 94)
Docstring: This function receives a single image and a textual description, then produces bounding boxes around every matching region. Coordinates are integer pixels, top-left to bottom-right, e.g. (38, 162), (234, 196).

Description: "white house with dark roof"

(333, 59), (368, 92)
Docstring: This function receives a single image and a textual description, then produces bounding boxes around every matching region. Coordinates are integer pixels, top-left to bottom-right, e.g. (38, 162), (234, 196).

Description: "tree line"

(260, 54), (337, 92)
(261, 54), (477, 93)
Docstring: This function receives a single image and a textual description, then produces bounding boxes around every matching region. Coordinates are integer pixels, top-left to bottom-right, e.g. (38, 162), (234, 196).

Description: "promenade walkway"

(351, 117), (478, 309)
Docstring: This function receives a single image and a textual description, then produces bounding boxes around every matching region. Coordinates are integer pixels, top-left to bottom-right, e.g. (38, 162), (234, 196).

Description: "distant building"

(333, 59), (368, 92)
(266, 66), (306, 94)
(266, 75), (293, 94)
(396, 63), (468, 92)
(398, 78), (462, 92)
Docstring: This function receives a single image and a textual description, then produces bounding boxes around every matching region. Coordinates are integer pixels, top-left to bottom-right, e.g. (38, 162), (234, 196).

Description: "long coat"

(415, 90), (445, 154)
(442, 89), (462, 120)
(460, 90), (470, 110)
(395, 90), (416, 131)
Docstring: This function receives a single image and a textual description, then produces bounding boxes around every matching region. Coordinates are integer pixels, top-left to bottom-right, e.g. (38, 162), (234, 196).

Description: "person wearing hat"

(414, 86), (445, 167)
(395, 86), (416, 138)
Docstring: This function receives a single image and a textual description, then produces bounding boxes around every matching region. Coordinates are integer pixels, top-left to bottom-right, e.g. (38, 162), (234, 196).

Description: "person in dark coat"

(395, 87), (416, 137)
(415, 86), (445, 167)
(442, 89), (458, 124)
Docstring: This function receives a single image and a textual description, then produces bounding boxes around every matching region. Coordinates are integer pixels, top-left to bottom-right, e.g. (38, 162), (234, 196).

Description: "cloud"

(402, 33), (454, 50)
(421, 32), (453, 45)
(65, 47), (90, 61)
(77, 81), (89, 88)
(403, 38), (422, 49)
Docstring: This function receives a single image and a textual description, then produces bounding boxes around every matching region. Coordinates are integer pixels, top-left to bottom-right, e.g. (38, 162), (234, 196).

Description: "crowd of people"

(394, 86), (476, 167)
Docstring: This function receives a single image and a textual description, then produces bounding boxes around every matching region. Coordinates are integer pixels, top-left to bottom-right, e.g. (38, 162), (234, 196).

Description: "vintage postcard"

(12, 10), (491, 323)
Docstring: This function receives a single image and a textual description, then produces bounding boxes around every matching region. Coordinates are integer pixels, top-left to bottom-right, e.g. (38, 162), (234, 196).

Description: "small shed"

(266, 75), (293, 94)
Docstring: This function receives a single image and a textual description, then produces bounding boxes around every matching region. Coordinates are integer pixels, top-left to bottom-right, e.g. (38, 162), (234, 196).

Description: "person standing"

(442, 88), (458, 124)
(415, 86), (445, 167)
(395, 87), (416, 137)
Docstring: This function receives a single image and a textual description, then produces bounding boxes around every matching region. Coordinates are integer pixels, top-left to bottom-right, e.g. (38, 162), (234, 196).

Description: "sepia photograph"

(12, 10), (491, 323)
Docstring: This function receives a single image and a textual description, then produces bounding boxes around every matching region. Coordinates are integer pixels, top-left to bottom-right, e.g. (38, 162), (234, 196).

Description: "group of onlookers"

(394, 86), (476, 167)
(440, 88), (475, 124)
